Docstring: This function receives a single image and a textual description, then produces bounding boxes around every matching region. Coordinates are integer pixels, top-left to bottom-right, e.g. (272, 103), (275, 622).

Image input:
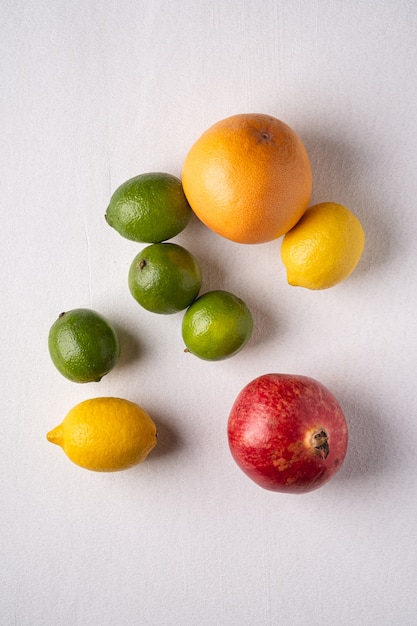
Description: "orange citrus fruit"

(182, 113), (312, 244)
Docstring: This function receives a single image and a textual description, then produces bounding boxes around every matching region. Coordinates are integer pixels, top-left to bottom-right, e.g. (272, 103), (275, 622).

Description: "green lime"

(128, 243), (202, 314)
(182, 290), (253, 361)
(48, 308), (120, 383)
(105, 172), (192, 243)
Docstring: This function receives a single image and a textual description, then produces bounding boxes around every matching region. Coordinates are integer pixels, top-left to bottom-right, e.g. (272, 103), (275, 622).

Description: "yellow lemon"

(281, 202), (365, 289)
(47, 397), (157, 472)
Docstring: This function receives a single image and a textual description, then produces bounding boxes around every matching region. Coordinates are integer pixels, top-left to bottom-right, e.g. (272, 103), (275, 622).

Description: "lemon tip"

(46, 425), (63, 446)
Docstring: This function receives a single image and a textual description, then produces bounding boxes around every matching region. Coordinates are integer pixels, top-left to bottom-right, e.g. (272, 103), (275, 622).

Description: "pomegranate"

(227, 373), (348, 494)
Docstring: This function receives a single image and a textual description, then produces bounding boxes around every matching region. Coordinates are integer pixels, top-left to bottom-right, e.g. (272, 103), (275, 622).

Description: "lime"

(182, 290), (253, 361)
(48, 308), (120, 383)
(105, 172), (192, 243)
(128, 243), (202, 314)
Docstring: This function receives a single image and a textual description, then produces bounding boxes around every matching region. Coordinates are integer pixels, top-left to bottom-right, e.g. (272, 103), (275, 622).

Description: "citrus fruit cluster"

(182, 113), (365, 289)
(46, 111), (366, 475)
(106, 172), (254, 361)
(47, 171), (253, 472)
(47, 309), (157, 472)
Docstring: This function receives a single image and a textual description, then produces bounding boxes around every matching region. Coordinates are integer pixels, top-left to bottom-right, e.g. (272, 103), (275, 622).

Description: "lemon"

(48, 308), (120, 383)
(128, 242), (202, 314)
(47, 397), (157, 472)
(182, 290), (253, 361)
(105, 172), (192, 243)
(281, 202), (365, 290)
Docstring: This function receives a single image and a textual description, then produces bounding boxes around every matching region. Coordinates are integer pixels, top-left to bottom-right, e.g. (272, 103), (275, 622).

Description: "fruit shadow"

(177, 216), (229, 291)
(243, 294), (282, 352)
(178, 217), (282, 349)
(145, 412), (185, 462)
(301, 129), (401, 278)
(331, 389), (400, 485)
(112, 322), (143, 369)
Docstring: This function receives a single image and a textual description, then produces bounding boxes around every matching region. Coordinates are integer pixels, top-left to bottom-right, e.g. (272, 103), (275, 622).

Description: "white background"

(2, 1), (417, 625)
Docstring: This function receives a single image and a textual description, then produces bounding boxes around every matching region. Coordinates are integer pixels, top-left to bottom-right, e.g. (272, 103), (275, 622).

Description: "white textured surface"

(2, 2), (417, 625)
